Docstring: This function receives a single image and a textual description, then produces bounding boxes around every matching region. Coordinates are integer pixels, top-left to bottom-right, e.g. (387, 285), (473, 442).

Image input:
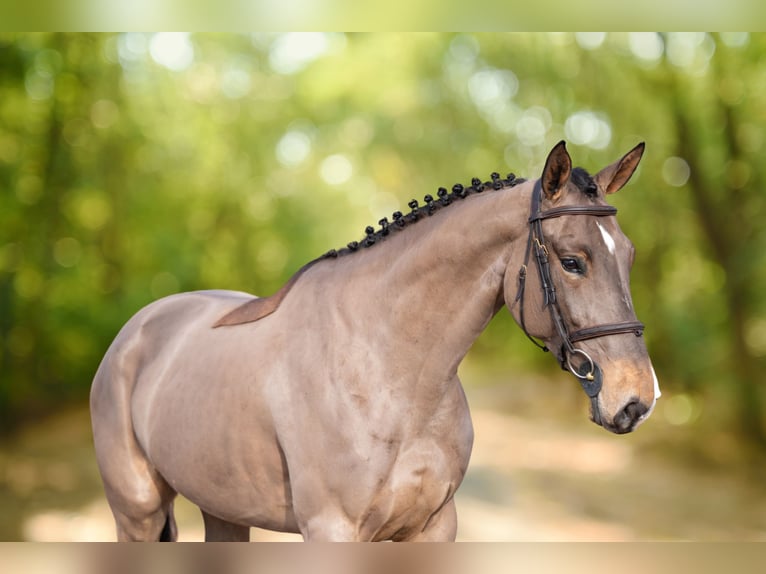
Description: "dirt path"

(4, 383), (766, 541)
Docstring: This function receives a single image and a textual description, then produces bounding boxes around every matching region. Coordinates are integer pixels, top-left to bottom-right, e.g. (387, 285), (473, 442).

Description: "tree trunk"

(669, 62), (766, 448)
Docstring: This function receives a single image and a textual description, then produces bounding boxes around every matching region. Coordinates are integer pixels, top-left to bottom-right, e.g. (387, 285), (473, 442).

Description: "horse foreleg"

(201, 510), (250, 541)
(299, 511), (360, 541)
(399, 498), (458, 542)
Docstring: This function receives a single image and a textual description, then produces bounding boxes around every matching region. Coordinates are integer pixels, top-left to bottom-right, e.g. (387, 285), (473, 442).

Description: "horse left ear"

(541, 140), (572, 201)
(595, 142), (645, 195)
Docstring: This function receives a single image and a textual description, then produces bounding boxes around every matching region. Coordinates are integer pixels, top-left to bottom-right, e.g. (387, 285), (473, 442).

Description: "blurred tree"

(0, 33), (763, 450)
(662, 34), (766, 445)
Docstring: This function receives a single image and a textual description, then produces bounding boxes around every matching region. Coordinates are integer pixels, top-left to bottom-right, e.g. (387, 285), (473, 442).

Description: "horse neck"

(326, 181), (533, 381)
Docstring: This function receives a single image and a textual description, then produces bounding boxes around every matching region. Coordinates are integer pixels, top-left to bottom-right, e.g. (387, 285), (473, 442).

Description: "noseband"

(515, 181), (644, 424)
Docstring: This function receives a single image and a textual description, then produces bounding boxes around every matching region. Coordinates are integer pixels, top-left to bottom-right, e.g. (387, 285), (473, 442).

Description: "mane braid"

(214, 170), (527, 327)
(320, 171), (527, 260)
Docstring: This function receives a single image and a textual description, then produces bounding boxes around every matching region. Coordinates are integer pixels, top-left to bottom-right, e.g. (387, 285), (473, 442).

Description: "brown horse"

(90, 141), (660, 541)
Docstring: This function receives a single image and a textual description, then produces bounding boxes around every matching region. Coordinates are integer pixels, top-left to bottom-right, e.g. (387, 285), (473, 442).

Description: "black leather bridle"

(515, 180), (644, 424)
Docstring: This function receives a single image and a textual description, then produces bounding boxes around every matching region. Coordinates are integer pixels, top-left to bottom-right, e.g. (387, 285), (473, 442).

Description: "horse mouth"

(597, 419), (635, 435)
(592, 399), (650, 434)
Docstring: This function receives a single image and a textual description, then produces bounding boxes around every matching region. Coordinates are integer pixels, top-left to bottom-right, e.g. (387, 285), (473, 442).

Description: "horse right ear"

(541, 140), (572, 201)
(594, 142), (645, 195)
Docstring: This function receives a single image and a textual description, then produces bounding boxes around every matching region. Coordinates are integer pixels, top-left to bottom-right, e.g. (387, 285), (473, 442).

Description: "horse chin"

(595, 417), (635, 435)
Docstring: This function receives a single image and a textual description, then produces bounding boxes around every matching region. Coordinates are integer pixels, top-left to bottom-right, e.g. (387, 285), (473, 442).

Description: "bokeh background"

(0, 32), (765, 541)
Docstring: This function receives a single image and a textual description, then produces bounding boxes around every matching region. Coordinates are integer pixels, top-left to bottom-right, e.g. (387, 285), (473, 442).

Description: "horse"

(90, 141), (660, 542)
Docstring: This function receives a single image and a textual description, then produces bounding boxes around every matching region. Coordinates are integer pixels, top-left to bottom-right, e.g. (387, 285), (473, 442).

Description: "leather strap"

(530, 205), (617, 221)
(569, 321), (645, 344)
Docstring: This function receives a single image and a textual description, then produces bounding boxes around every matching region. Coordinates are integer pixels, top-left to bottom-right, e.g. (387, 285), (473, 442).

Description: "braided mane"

(214, 170), (529, 327)
(213, 165), (601, 327)
(320, 171), (527, 260)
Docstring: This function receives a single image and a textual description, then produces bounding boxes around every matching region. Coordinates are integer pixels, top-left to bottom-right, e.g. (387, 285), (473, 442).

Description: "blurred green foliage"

(0, 33), (764, 444)
(0, 1), (764, 31)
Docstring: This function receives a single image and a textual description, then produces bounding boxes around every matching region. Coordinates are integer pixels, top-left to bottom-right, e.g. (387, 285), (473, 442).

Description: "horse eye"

(560, 258), (584, 274)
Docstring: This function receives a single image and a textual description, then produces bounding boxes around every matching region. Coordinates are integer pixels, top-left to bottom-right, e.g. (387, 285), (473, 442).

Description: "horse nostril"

(615, 400), (649, 433)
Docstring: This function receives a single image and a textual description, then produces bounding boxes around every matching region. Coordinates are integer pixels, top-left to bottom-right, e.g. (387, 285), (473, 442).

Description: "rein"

(515, 181), (644, 423)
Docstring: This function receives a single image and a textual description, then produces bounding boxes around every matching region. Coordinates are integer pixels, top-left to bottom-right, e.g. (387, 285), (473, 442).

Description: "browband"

(530, 205), (618, 222)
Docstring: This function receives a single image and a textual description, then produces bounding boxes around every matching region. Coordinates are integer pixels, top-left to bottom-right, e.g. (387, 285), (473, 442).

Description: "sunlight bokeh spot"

(449, 34), (480, 63)
(24, 70), (54, 101)
(117, 33), (148, 66)
(276, 130), (312, 167)
(628, 33), (664, 64)
(23, 50), (61, 102)
(72, 191), (112, 231)
(268, 33), (335, 75)
(666, 33), (716, 74)
(744, 317), (766, 357)
(468, 68), (519, 111)
(149, 33), (194, 72)
(575, 32), (607, 51)
(564, 111), (612, 150)
(53, 238), (82, 268)
(320, 154), (353, 186)
(515, 107), (551, 147)
(663, 393), (697, 426)
(662, 156), (691, 187)
(221, 66), (252, 100)
(90, 99), (120, 129)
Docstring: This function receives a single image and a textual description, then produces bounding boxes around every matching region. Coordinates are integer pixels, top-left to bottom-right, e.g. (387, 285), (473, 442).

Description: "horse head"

(506, 141), (659, 434)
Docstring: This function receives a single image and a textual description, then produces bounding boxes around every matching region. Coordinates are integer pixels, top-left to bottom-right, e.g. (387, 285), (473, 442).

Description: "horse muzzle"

(571, 353), (658, 434)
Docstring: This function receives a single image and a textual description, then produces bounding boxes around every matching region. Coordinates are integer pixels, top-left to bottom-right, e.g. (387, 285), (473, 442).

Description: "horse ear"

(541, 140), (572, 201)
(595, 142), (645, 195)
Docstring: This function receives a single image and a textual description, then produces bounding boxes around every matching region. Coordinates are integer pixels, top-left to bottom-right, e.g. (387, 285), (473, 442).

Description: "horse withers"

(90, 141), (659, 541)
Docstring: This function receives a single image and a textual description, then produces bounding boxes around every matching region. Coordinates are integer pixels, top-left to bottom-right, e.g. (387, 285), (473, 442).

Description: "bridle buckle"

(534, 237), (548, 257)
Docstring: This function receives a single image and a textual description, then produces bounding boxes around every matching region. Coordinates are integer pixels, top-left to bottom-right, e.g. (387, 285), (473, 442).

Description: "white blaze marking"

(596, 221), (616, 255)
(635, 364), (662, 427)
(651, 365), (662, 399)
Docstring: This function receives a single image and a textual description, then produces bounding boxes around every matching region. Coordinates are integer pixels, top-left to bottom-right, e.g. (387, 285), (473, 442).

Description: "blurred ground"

(1, 375), (765, 542)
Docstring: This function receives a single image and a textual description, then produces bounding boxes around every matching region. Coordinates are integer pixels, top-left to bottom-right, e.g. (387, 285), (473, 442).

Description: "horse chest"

(279, 390), (474, 540)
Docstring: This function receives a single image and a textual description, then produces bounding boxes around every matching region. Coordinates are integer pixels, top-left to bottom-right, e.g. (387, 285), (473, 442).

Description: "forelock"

(571, 167), (598, 197)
